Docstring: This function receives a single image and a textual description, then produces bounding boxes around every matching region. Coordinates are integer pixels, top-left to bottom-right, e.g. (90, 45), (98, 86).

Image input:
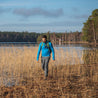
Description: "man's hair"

(42, 35), (47, 39)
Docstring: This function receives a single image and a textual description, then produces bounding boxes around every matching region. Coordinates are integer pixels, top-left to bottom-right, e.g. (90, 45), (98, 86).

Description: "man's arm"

(49, 42), (55, 60)
(36, 43), (41, 61)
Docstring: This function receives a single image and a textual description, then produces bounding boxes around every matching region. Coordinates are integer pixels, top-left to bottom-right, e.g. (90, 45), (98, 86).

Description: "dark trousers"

(41, 56), (50, 77)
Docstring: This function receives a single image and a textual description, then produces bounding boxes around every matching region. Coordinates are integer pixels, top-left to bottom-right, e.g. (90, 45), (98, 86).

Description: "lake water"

(0, 42), (98, 49)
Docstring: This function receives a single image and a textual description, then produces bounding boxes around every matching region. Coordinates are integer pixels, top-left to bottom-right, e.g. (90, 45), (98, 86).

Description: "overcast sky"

(0, 0), (98, 32)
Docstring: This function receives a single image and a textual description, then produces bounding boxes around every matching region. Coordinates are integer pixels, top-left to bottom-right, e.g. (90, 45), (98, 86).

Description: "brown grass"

(0, 45), (98, 98)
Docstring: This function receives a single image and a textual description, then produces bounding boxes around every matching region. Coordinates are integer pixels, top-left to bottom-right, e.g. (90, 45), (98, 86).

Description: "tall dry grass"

(0, 45), (98, 98)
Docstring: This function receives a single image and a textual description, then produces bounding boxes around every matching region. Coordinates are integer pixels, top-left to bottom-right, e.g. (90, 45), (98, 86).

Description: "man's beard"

(43, 40), (47, 43)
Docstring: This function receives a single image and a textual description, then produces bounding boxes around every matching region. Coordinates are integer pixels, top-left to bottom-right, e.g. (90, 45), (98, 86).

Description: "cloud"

(46, 21), (83, 26)
(0, 24), (82, 32)
(74, 14), (89, 19)
(0, 7), (11, 14)
(0, 21), (83, 32)
(71, 7), (89, 19)
(0, 20), (83, 27)
(13, 7), (64, 18)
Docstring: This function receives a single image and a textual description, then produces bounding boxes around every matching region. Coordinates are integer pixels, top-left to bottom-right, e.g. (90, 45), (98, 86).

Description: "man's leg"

(41, 57), (45, 71)
(44, 56), (50, 77)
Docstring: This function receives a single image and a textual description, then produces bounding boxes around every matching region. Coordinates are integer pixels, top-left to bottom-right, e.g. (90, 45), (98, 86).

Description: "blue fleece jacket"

(36, 41), (55, 61)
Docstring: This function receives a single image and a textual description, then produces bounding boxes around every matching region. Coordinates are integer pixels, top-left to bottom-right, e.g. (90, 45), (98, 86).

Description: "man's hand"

(37, 60), (39, 63)
(53, 60), (55, 61)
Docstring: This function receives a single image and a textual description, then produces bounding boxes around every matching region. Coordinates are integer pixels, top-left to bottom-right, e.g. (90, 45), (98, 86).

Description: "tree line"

(82, 9), (98, 43)
(0, 31), (40, 42)
(0, 31), (82, 42)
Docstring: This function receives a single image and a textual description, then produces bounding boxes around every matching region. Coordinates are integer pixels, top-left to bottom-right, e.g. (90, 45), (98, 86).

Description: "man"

(36, 35), (55, 80)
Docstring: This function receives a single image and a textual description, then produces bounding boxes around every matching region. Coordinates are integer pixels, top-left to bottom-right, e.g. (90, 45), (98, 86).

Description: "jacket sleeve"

(36, 43), (42, 61)
(49, 42), (55, 60)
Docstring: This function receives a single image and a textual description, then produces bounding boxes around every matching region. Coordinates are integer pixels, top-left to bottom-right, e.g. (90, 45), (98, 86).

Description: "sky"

(0, 0), (98, 33)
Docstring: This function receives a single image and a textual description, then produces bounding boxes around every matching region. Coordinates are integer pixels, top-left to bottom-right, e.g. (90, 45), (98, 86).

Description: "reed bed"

(0, 45), (98, 98)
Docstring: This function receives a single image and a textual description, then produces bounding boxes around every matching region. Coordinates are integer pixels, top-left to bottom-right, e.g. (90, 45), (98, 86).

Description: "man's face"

(42, 38), (47, 43)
